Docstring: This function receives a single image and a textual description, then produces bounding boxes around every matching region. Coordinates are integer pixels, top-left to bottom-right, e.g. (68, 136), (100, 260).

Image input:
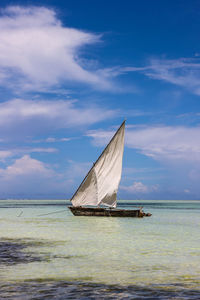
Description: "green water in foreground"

(0, 200), (200, 290)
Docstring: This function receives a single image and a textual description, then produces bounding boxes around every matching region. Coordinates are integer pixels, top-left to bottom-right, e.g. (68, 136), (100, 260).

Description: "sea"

(0, 200), (200, 299)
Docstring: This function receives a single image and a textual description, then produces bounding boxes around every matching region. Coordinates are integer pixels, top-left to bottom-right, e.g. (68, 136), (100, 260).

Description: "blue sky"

(0, 0), (200, 199)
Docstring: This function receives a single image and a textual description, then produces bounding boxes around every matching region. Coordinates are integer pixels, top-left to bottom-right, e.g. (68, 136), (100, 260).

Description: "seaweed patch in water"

(0, 238), (82, 266)
(0, 281), (200, 300)
(0, 240), (43, 266)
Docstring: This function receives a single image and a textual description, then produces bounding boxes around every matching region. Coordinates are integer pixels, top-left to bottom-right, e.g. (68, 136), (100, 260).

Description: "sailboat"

(69, 121), (151, 217)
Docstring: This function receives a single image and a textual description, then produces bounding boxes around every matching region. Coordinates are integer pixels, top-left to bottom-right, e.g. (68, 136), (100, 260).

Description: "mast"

(70, 120), (126, 202)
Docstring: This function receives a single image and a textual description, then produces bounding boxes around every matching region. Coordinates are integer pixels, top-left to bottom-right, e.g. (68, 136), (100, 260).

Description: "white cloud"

(120, 181), (158, 194)
(121, 58), (200, 95)
(0, 147), (57, 162)
(87, 125), (200, 163)
(125, 126), (200, 162)
(0, 150), (12, 161)
(0, 155), (92, 198)
(33, 137), (72, 143)
(0, 98), (116, 139)
(0, 155), (53, 179)
(0, 155), (67, 197)
(60, 137), (71, 142)
(0, 6), (112, 91)
(29, 147), (57, 153)
(45, 137), (56, 143)
(45, 137), (71, 143)
(87, 125), (200, 197)
(86, 129), (114, 146)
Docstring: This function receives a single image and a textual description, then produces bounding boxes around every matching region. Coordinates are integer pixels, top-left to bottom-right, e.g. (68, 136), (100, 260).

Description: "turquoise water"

(0, 200), (200, 299)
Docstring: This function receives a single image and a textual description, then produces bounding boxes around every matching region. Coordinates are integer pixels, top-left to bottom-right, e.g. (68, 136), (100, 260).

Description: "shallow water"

(0, 200), (200, 299)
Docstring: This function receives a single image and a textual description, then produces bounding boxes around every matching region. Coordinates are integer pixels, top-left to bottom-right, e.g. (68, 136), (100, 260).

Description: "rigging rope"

(37, 209), (67, 217)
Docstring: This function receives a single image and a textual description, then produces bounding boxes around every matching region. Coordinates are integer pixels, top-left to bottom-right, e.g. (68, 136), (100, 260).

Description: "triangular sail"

(70, 169), (98, 207)
(71, 121), (125, 208)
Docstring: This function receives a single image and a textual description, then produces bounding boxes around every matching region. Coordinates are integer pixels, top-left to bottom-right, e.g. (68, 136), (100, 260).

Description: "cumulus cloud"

(0, 98), (116, 139)
(0, 155), (68, 198)
(0, 155), (91, 198)
(121, 58), (200, 95)
(0, 6), (112, 91)
(0, 155), (53, 179)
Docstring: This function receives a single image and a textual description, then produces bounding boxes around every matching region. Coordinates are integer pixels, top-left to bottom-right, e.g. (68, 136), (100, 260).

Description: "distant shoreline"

(0, 199), (200, 203)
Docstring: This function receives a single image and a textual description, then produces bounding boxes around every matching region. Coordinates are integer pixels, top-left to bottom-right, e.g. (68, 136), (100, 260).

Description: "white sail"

(71, 169), (98, 207)
(71, 121), (125, 208)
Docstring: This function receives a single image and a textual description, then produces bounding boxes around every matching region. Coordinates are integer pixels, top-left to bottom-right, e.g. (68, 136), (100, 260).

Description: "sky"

(0, 0), (200, 200)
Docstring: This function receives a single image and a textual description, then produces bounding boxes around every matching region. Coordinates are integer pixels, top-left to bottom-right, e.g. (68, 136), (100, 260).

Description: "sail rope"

(37, 209), (67, 217)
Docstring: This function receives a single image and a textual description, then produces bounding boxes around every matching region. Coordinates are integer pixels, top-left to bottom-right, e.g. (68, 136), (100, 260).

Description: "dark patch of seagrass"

(0, 280), (200, 300)
(0, 241), (43, 265)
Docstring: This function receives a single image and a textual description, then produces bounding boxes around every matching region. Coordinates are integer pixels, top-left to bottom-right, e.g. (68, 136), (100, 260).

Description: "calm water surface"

(0, 200), (200, 299)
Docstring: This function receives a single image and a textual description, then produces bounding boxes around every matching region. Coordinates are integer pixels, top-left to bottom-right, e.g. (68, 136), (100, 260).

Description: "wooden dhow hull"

(69, 206), (151, 217)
